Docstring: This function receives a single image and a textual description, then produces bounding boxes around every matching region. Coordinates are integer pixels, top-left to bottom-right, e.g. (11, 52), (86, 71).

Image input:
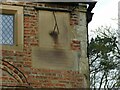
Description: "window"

(0, 14), (14, 45)
(0, 5), (23, 51)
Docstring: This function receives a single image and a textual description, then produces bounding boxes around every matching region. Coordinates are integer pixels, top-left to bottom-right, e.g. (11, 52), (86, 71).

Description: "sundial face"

(32, 10), (78, 70)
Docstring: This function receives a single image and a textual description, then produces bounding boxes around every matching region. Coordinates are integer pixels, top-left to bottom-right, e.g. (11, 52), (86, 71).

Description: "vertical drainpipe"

(86, 12), (93, 88)
(86, 14), (92, 88)
(86, 1), (97, 88)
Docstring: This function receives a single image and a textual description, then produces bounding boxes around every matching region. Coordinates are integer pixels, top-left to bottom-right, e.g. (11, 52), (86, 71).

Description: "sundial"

(32, 10), (80, 70)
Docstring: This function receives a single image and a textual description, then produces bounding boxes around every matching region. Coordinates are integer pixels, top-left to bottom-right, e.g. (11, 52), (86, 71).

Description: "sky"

(88, 0), (120, 38)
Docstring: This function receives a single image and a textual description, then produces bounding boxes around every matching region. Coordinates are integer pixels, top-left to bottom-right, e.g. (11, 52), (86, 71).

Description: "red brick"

(1, 2), (86, 88)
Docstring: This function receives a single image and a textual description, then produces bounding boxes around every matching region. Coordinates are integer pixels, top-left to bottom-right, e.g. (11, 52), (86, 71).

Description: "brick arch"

(1, 70), (19, 86)
(1, 59), (30, 87)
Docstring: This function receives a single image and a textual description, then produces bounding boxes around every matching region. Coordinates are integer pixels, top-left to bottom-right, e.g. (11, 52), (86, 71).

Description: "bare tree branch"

(98, 72), (105, 90)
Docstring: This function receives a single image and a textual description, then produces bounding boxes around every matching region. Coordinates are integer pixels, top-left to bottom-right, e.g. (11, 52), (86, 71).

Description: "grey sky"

(89, 0), (119, 38)
(89, 0), (119, 29)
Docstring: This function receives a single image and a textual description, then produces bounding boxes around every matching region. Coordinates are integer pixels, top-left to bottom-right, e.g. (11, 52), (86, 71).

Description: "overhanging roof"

(37, 0), (97, 23)
(37, 0), (97, 13)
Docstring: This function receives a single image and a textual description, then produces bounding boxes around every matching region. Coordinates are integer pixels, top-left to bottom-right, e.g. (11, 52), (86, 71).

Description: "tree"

(89, 26), (120, 89)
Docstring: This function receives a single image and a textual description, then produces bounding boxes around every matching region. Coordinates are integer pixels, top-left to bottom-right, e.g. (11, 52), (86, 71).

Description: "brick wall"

(0, 2), (88, 89)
